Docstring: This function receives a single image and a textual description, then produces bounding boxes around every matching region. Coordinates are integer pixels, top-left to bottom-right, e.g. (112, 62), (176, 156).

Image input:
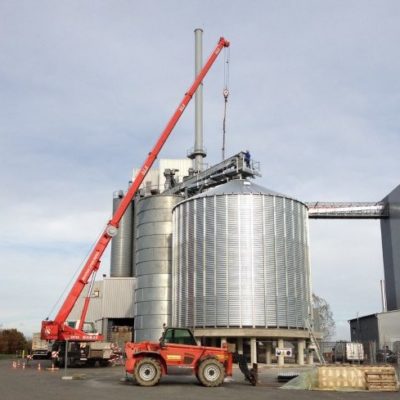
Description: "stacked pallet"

(365, 368), (398, 392)
(317, 365), (399, 392)
(318, 366), (365, 390)
(111, 326), (132, 348)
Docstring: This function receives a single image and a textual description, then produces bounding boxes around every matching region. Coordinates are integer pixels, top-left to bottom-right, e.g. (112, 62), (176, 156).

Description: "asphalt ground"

(1, 359), (400, 400)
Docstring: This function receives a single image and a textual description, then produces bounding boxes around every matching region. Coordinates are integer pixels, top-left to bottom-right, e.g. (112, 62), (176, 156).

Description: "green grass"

(0, 354), (17, 360)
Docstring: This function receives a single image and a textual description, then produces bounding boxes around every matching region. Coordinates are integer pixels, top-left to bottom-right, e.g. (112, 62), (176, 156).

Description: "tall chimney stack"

(188, 28), (206, 172)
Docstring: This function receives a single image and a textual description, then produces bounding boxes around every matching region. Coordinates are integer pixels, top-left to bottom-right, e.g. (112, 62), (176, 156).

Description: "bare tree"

(312, 293), (336, 340)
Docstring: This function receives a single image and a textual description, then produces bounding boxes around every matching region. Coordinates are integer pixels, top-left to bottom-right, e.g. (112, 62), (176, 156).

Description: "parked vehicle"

(332, 341), (364, 363)
(31, 333), (51, 360)
(376, 348), (398, 363)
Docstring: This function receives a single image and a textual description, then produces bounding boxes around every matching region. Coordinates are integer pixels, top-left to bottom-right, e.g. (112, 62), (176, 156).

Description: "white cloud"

(1, 0), (399, 339)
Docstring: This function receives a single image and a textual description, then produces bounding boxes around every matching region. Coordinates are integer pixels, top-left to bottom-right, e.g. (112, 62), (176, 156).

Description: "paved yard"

(1, 359), (399, 400)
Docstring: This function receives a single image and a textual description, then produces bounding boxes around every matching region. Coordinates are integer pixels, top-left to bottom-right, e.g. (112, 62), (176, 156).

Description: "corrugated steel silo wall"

(134, 194), (182, 341)
(172, 194), (311, 329)
(110, 194), (134, 277)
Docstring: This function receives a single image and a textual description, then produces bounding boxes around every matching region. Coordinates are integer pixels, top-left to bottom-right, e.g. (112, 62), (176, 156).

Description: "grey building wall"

(68, 281), (104, 333)
(350, 310), (400, 352)
(349, 314), (379, 343)
(377, 310), (400, 350)
(381, 184), (400, 311)
(68, 277), (136, 334)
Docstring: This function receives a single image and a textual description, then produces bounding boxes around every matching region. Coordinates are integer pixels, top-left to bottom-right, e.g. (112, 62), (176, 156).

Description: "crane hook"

(223, 88), (229, 100)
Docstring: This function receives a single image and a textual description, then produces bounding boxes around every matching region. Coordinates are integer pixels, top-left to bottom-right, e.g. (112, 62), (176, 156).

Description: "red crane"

(41, 37), (230, 342)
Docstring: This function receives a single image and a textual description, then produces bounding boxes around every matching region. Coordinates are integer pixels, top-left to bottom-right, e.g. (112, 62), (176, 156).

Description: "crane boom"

(42, 37), (230, 341)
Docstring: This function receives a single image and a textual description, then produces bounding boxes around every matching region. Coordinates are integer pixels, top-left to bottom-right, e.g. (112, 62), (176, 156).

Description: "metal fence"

(320, 341), (400, 365)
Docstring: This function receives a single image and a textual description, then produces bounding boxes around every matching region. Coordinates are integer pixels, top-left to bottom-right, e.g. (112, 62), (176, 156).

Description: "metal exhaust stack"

(188, 28), (206, 172)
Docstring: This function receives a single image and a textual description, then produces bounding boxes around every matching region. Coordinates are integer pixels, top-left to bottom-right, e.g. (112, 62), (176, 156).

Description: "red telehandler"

(125, 326), (257, 387)
(40, 37), (232, 369)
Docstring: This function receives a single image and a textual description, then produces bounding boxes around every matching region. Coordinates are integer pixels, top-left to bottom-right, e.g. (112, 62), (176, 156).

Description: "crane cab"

(66, 320), (98, 335)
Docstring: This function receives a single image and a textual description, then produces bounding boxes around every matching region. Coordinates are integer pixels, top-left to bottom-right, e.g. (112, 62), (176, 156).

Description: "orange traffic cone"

(46, 362), (59, 372)
(12, 361), (17, 369)
(37, 363), (41, 371)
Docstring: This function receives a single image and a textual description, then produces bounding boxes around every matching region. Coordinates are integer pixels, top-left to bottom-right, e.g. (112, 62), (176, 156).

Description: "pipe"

(380, 279), (387, 312)
(194, 28), (204, 171)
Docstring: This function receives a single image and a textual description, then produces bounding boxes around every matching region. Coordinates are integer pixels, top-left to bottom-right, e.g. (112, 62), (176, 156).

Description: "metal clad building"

(381, 184), (400, 311)
(68, 278), (136, 334)
(349, 310), (400, 351)
(172, 179), (311, 330)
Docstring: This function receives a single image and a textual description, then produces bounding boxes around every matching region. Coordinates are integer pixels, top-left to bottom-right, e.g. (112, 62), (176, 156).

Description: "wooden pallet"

(365, 370), (399, 392)
(318, 366), (365, 390)
(316, 365), (399, 391)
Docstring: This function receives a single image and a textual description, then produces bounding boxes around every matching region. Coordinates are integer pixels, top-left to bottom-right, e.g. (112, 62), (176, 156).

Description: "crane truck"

(40, 37), (233, 373)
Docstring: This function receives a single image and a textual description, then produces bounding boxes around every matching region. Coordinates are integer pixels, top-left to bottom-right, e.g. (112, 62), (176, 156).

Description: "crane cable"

(222, 46), (230, 161)
(45, 226), (106, 320)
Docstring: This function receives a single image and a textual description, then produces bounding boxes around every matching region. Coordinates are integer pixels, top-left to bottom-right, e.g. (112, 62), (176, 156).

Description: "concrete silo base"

(193, 327), (316, 366)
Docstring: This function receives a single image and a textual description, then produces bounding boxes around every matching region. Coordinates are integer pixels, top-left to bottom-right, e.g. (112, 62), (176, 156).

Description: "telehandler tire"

(134, 357), (162, 386)
(197, 358), (225, 387)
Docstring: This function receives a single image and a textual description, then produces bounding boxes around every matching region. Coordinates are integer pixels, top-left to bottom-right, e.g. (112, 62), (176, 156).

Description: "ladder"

(306, 318), (326, 364)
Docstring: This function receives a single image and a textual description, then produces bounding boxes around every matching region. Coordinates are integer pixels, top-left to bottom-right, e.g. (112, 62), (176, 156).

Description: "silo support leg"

(250, 338), (257, 364)
(297, 339), (305, 365)
(265, 342), (272, 364)
(237, 338), (243, 355)
(278, 339), (284, 366)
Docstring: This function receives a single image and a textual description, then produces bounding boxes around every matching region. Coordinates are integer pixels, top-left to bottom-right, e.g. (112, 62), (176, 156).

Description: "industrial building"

(70, 157), (315, 365)
(68, 158), (400, 365)
(344, 184), (400, 359)
(68, 30), (400, 366)
(68, 277), (135, 345)
(349, 309), (400, 354)
(381, 184), (400, 311)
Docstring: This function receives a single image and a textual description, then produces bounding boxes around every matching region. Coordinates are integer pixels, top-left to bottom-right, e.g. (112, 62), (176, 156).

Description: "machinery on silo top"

(125, 327), (257, 387)
(39, 37), (230, 367)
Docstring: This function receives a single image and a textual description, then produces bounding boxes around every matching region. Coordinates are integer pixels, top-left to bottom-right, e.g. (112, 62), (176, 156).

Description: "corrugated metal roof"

(177, 179), (302, 203)
(198, 179), (281, 196)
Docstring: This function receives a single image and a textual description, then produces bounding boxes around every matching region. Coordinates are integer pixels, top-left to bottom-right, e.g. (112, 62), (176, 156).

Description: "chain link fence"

(320, 341), (400, 365)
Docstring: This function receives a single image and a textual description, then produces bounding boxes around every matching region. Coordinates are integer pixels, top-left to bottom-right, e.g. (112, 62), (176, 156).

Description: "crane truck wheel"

(134, 357), (162, 387)
(197, 358), (225, 387)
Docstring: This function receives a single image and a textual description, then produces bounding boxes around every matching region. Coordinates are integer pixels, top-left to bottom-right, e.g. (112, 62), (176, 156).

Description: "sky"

(1, 0), (399, 340)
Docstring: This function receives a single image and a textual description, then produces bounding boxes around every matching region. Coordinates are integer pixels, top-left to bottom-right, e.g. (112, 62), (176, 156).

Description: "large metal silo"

(110, 191), (134, 277)
(134, 194), (182, 341)
(172, 179), (311, 329)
